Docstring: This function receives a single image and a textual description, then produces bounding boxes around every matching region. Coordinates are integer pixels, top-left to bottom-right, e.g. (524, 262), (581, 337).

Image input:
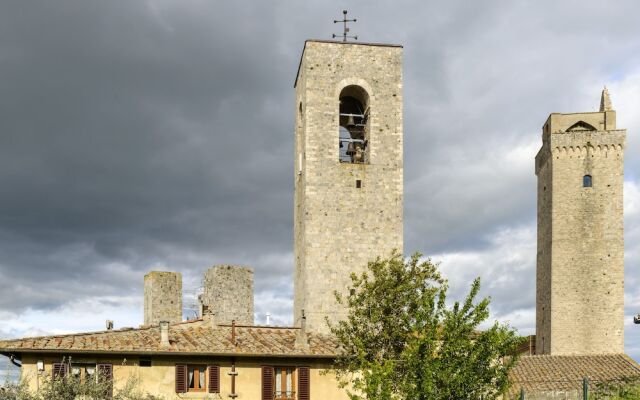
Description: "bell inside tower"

(339, 85), (369, 163)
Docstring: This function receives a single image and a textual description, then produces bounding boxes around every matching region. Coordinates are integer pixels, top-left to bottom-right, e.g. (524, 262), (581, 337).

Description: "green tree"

(330, 251), (523, 400)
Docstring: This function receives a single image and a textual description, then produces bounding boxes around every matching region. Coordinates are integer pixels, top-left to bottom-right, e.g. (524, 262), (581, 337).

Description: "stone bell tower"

(535, 88), (626, 355)
(293, 40), (404, 333)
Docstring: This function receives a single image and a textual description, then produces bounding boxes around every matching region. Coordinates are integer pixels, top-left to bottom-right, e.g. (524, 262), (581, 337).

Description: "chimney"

(160, 321), (170, 347)
(202, 309), (218, 328)
(144, 271), (183, 326)
(295, 310), (309, 350)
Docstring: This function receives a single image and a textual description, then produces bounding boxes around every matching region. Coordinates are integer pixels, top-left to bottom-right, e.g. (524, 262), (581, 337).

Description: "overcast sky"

(2, 0), (640, 371)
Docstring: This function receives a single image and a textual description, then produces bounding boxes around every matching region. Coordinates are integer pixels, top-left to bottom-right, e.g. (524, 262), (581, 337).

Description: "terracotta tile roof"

(0, 318), (339, 358)
(510, 354), (640, 395)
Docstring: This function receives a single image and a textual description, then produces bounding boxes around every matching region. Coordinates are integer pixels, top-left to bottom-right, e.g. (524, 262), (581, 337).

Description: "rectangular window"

(60, 363), (102, 384)
(187, 365), (206, 392)
(274, 367), (296, 400)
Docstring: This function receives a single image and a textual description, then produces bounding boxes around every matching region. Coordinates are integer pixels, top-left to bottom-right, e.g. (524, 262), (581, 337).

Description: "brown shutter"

(175, 364), (187, 393)
(52, 362), (67, 379)
(261, 366), (274, 400)
(97, 364), (113, 398)
(298, 366), (310, 400)
(208, 365), (220, 393)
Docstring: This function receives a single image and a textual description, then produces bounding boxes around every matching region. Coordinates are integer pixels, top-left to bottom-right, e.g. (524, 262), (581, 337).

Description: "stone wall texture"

(144, 271), (182, 326)
(293, 41), (404, 333)
(201, 265), (254, 325)
(535, 110), (625, 355)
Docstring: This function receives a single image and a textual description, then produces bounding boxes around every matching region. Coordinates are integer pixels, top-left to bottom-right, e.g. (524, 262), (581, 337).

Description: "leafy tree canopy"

(330, 251), (523, 400)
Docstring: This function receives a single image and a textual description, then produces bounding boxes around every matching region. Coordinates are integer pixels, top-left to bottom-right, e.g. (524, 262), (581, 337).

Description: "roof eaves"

(0, 347), (337, 359)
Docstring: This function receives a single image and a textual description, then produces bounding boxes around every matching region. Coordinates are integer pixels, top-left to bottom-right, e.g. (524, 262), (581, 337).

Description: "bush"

(594, 378), (640, 399)
(0, 375), (164, 400)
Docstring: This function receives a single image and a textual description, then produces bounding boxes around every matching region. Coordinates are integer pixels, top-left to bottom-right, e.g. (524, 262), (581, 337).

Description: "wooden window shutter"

(261, 366), (274, 400)
(298, 366), (310, 400)
(175, 364), (187, 393)
(52, 362), (67, 379)
(97, 364), (113, 398)
(208, 365), (220, 393)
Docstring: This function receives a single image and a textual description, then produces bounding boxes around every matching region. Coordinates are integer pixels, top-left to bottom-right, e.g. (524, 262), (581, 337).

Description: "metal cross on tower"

(333, 10), (357, 42)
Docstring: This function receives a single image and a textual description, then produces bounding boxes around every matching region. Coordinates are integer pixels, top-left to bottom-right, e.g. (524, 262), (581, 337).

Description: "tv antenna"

(333, 10), (357, 42)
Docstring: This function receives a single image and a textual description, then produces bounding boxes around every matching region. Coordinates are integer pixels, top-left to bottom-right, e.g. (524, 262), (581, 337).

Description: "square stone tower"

(535, 88), (625, 355)
(293, 40), (404, 333)
(199, 265), (254, 325)
(144, 271), (183, 325)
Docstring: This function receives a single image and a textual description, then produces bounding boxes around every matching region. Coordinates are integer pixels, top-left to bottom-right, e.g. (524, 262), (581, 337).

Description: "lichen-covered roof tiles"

(510, 354), (640, 395)
(0, 318), (339, 358)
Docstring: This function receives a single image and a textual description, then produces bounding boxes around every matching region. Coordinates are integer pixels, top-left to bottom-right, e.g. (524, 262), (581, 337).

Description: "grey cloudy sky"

(2, 0), (640, 371)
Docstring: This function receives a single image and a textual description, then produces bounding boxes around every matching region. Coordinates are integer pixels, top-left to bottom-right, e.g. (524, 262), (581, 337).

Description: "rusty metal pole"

(231, 319), (236, 346)
(229, 358), (238, 399)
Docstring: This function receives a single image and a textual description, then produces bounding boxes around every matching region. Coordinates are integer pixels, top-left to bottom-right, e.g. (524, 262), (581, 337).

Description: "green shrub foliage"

(330, 251), (523, 400)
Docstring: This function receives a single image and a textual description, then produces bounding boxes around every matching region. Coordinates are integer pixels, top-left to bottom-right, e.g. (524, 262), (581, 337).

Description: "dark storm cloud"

(0, 0), (296, 312)
(2, 0), (640, 359)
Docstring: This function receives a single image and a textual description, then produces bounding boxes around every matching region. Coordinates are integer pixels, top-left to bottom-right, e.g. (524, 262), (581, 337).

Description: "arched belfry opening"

(339, 85), (369, 163)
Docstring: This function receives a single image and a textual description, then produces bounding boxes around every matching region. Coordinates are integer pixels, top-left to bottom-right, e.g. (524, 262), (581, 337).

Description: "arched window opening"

(339, 86), (369, 163)
(583, 175), (593, 187)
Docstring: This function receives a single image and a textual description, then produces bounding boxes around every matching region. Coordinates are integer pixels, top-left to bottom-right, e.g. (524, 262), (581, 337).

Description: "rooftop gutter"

(0, 348), (337, 359)
(9, 354), (22, 368)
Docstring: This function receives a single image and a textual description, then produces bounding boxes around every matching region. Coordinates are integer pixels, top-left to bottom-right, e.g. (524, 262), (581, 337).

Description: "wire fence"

(511, 377), (640, 399)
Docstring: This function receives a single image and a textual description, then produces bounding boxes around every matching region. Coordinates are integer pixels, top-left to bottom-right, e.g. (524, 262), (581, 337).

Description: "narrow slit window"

(583, 175), (592, 187)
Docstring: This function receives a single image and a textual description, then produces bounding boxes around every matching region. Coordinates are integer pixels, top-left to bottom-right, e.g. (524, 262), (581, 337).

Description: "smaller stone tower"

(200, 265), (254, 325)
(535, 88), (625, 355)
(144, 271), (183, 325)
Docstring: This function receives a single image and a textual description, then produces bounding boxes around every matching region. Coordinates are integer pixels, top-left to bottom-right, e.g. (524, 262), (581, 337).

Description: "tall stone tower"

(293, 40), (404, 333)
(535, 88), (625, 355)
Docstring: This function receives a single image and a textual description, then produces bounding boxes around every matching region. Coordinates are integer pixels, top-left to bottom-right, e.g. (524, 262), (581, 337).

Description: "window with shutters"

(263, 366), (310, 400)
(52, 362), (112, 397)
(175, 364), (219, 394)
(52, 362), (108, 384)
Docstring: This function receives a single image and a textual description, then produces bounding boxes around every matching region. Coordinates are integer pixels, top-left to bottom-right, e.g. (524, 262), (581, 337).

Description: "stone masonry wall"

(294, 41), (404, 333)
(143, 271), (182, 326)
(201, 265), (254, 325)
(535, 117), (625, 355)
